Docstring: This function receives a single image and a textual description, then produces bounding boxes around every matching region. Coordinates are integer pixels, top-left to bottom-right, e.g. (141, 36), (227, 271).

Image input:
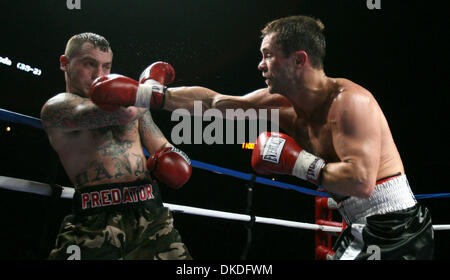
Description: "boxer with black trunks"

(40, 33), (192, 260)
(90, 16), (435, 259)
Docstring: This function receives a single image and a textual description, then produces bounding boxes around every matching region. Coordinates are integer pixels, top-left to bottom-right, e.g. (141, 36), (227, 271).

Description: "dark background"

(0, 0), (448, 260)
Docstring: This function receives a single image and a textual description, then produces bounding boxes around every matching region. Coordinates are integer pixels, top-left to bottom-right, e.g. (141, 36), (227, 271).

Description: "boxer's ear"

(60, 55), (69, 71)
(294, 51), (307, 68)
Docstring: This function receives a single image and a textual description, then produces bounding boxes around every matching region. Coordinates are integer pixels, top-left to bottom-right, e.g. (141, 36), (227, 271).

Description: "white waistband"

(337, 174), (417, 225)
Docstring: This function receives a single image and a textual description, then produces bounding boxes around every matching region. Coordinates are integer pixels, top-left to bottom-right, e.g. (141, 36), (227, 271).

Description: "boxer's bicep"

(41, 93), (89, 131)
(321, 92), (381, 197)
(331, 92), (381, 184)
(138, 110), (171, 154)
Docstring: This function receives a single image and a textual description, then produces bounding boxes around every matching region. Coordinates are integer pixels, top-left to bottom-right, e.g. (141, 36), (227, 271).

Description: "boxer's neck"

(287, 68), (335, 121)
(65, 78), (86, 98)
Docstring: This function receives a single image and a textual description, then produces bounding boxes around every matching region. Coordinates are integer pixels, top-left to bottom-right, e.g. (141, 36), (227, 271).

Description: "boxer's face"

(62, 42), (112, 97)
(258, 32), (296, 95)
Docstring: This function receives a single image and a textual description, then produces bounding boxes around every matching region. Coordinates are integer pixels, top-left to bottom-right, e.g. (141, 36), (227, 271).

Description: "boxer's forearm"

(164, 86), (218, 113)
(320, 161), (376, 198)
(138, 110), (172, 154)
(164, 86), (266, 118)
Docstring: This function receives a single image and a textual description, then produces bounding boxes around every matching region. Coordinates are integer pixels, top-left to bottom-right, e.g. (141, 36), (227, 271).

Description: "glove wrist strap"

(135, 84), (152, 108)
(292, 150), (326, 185)
(138, 80), (166, 109)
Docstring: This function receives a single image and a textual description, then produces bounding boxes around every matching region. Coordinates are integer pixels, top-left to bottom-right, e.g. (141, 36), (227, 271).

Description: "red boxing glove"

(139, 61), (175, 85)
(138, 61), (175, 109)
(90, 74), (139, 111)
(90, 73), (169, 111)
(147, 146), (192, 189)
(251, 132), (326, 185)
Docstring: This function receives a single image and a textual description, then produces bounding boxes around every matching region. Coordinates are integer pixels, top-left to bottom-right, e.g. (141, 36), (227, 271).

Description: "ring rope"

(1, 175), (449, 231)
(2, 108), (450, 199)
(0, 175), (342, 232)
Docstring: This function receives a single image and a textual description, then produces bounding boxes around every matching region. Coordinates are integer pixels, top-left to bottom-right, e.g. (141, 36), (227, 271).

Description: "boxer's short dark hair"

(65, 32), (112, 58)
(261, 15), (326, 69)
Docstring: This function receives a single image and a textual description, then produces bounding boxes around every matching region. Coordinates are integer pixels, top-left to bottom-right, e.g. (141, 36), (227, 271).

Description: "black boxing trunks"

(331, 174), (434, 260)
(48, 180), (191, 260)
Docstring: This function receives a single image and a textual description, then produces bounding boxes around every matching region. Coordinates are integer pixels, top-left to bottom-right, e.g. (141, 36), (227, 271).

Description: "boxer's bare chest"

(291, 116), (339, 162)
(62, 121), (149, 188)
(56, 120), (141, 164)
(283, 84), (344, 163)
(92, 122), (138, 154)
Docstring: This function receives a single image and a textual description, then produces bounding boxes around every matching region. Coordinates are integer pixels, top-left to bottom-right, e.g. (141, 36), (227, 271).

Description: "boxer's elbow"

(323, 162), (375, 198)
(212, 94), (250, 116)
(211, 95), (222, 110)
(167, 86), (216, 112)
(118, 107), (146, 124)
(344, 177), (374, 199)
(210, 90), (231, 111)
(331, 161), (374, 198)
(355, 181), (375, 199)
(349, 166), (376, 198)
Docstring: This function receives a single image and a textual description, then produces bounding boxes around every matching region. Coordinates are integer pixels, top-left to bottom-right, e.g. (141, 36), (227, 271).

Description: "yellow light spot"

(241, 142), (256, 150)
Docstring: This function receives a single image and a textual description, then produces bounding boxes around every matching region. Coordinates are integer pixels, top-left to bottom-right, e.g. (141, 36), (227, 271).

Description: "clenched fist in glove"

(138, 61), (175, 109)
(90, 62), (175, 111)
(251, 131), (326, 185)
(147, 146), (192, 189)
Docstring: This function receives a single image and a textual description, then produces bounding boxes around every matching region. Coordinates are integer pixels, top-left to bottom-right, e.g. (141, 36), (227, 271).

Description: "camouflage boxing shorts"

(48, 180), (191, 260)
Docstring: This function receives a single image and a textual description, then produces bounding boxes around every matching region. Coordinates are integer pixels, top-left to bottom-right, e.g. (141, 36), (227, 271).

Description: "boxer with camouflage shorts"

(41, 33), (192, 260)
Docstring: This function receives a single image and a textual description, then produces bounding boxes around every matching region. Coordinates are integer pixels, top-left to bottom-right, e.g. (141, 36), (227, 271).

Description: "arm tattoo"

(139, 111), (164, 139)
(41, 97), (81, 130)
(41, 93), (140, 131)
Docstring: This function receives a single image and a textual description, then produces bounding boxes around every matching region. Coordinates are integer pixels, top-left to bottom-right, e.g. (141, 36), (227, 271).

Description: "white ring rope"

(0, 175), (341, 232)
(1, 175), (449, 232)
